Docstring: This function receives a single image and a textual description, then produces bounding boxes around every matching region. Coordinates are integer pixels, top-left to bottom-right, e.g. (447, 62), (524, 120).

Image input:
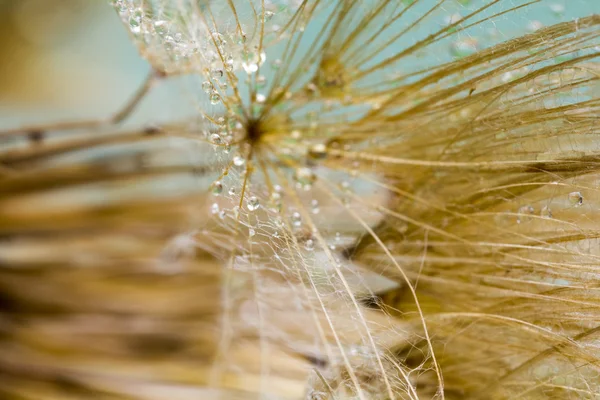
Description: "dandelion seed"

(4, 1), (600, 399)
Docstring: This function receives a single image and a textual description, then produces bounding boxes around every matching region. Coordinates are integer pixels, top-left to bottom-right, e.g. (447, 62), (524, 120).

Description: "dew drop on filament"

(211, 181), (223, 195)
(568, 191), (583, 206)
(247, 196), (260, 211)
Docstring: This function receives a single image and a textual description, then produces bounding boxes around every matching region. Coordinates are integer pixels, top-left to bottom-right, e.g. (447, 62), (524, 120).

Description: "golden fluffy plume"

(1, 1), (599, 399)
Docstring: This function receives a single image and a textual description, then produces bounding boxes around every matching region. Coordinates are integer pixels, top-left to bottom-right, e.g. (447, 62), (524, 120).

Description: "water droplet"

(210, 92), (221, 105)
(517, 205), (535, 224)
(233, 154), (245, 166)
(444, 13), (462, 26)
(211, 181), (223, 195)
(154, 20), (168, 36)
(128, 10), (143, 33)
(311, 199), (320, 214)
(271, 59), (282, 69)
(210, 203), (220, 214)
(304, 239), (314, 251)
(256, 75), (267, 87)
(211, 69), (224, 79)
(228, 187), (237, 196)
(249, 228), (256, 237)
(271, 192), (282, 201)
(294, 167), (316, 190)
(501, 72), (513, 83)
(450, 38), (479, 58)
(202, 81), (213, 93)
(222, 57), (233, 73)
(528, 20), (544, 32)
(211, 31), (226, 46)
(549, 4), (565, 16)
(210, 133), (222, 144)
(291, 212), (302, 227)
(540, 206), (553, 218)
(243, 63), (258, 74)
(247, 196), (260, 211)
(264, 10), (275, 21)
(568, 191), (583, 206)
(255, 93), (266, 103)
(308, 143), (327, 160)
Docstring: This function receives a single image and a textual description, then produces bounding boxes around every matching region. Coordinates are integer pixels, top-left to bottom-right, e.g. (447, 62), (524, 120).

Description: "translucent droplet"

(450, 38), (479, 58)
(256, 75), (267, 87)
(242, 62), (259, 74)
(202, 81), (213, 93)
(211, 69), (224, 79)
(128, 10), (143, 34)
(304, 239), (314, 251)
(501, 72), (513, 83)
(294, 167), (316, 190)
(233, 154), (245, 166)
(210, 92), (221, 105)
(249, 228), (256, 237)
(247, 196), (260, 211)
(291, 212), (302, 227)
(517, 205), (535, 224)
(211, 203), (220, 214)
(528, 20), (544, 32)
(271, 192), (281, 201)
(211, 31), (226, 46)
(154, 20), (168, 36)
(255, 93), (266, 103)
(211, 181), (223, 195)
(568, 191), (583, 206)
(311, 199), (320, 214)
(271, 59), (282, 69)
(210, 133), (222, 144)
(308, 143), (327, 160)
(540, 206), (553, 218)
(264, 10), (275, 21)
(444, 12), (462, 26)
(549, 4), (565, 16)
(228, 187), (237, 196)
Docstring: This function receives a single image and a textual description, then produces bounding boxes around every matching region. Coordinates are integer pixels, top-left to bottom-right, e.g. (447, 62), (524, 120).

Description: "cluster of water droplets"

(445, 2), (571, 60)
(110, 0), (301, 76)
(516, 191), (584, 224)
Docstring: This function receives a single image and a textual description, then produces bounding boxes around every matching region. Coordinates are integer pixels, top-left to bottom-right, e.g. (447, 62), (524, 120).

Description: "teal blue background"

(0, 0), (598, 130)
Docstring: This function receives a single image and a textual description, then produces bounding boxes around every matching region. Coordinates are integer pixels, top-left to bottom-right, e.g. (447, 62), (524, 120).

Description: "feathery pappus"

(1, 0), (600, 399)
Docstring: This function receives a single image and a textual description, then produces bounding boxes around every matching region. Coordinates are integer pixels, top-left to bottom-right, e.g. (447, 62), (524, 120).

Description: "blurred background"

(0, 0), (199, 131)
(0, 0), (599, 131)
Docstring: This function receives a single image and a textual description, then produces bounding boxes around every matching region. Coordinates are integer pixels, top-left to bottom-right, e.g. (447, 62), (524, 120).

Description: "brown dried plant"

(1, 1), (600, 399)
